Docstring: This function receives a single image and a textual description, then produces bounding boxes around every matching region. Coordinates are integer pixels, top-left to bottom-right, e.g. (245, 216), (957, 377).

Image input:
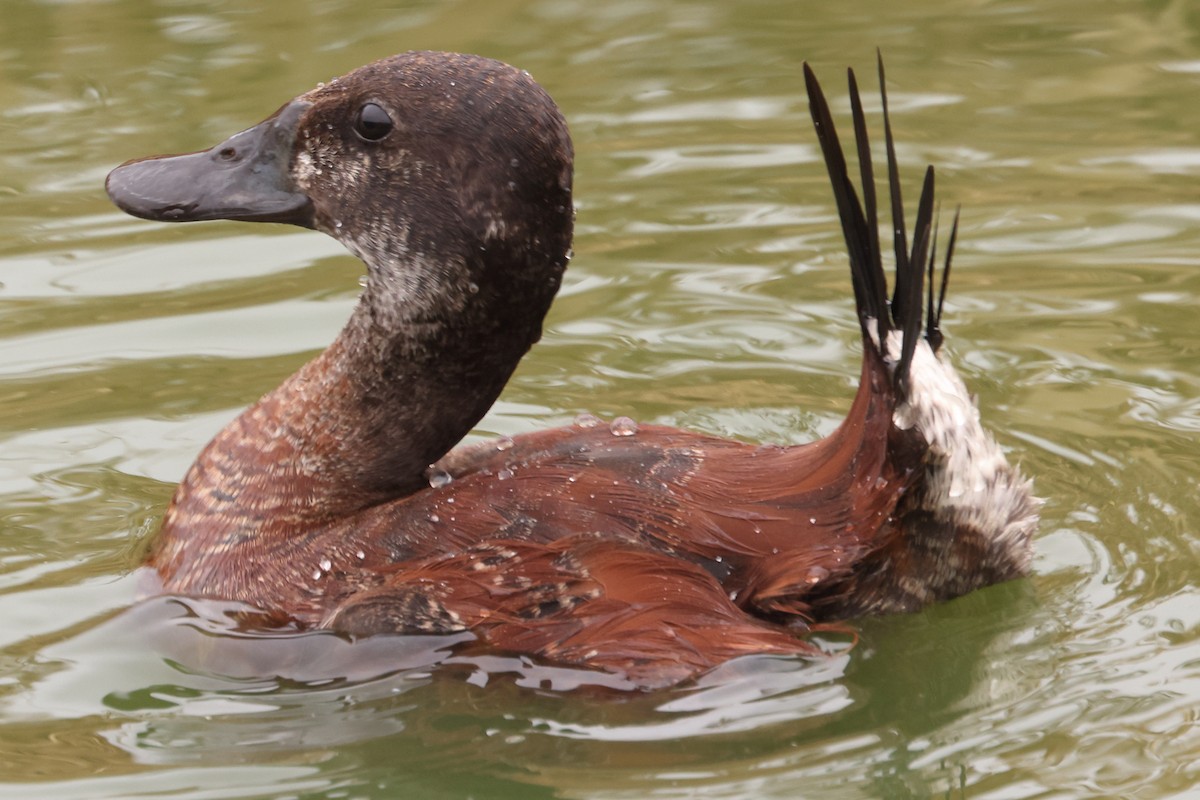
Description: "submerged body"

(108, 52), (1038, 688)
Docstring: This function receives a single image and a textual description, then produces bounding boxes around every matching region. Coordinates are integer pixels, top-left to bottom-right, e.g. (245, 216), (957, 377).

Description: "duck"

(105, 51), (1039, 689)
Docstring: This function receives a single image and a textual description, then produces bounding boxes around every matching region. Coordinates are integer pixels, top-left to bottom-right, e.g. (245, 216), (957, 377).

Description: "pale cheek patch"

(294, 150), (318, 185)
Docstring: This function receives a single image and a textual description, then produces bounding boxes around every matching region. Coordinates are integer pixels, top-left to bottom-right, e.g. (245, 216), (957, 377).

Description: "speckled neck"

(152, 236), (567, 585)
(147, 52), (575, 588)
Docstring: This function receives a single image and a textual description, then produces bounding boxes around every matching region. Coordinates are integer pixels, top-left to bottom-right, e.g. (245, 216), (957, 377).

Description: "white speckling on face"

(294, 150), (318, 183)
(483, 217), (508, 241)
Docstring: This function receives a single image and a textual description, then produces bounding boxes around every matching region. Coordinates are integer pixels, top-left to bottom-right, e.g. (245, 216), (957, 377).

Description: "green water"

(2, 0), (1198, 797)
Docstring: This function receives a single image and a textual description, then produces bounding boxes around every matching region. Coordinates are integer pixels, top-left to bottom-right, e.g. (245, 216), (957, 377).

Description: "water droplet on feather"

(609, 417), (638, 436)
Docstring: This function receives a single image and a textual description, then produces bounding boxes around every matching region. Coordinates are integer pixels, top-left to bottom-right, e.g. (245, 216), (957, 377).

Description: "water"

(2, 0), (1198, 797)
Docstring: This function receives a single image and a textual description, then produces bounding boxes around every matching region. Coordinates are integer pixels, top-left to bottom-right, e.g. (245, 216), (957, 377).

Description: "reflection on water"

(1, 0), (1198, 798)
(9, 585), (1034, 796)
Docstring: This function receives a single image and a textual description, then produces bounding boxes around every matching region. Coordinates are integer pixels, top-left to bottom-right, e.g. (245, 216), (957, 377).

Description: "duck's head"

(107, 51), (574, 329)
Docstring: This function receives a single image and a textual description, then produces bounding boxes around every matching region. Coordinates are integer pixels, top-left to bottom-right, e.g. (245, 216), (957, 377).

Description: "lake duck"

(106, 51), (1039, 689)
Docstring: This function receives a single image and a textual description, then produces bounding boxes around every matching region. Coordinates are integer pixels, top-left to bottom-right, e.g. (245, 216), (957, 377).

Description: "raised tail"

(801, 56), (1039, 617)
(803, 53), (955, 396)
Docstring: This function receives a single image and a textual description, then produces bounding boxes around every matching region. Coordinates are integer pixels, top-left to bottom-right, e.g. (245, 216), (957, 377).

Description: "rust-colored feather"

(326, 535), (816, 689)
(113, 53), (1038, 690)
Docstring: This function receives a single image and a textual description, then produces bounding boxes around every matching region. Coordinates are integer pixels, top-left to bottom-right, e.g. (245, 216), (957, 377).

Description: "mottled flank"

(106, 51), (1038, 690)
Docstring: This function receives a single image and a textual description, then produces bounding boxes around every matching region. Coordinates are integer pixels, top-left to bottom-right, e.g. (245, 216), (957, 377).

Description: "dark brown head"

(106, 51), (575, 338)
(108, 51), (577, 513)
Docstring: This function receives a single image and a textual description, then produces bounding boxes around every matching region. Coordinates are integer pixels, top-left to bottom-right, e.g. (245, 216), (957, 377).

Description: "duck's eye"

(354, 102), (393, 141)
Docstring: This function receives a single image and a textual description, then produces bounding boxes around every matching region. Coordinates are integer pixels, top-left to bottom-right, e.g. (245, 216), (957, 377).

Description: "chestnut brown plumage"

(107, 52), (1039, 690)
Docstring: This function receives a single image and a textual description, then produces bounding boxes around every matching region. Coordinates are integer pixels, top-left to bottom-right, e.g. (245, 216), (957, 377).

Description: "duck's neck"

(154, 244), (561, 579)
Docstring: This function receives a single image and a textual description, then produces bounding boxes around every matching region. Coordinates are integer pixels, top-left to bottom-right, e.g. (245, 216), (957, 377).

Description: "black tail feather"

(896, 166), (934, 393)
(927, 211), (941, 349)
(804, 54), (957, 396)
(927, 206), (957, 351)
(878, 56), (909, 325)
(803, 63), (889, 349)
(847, 69), (885, 327)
